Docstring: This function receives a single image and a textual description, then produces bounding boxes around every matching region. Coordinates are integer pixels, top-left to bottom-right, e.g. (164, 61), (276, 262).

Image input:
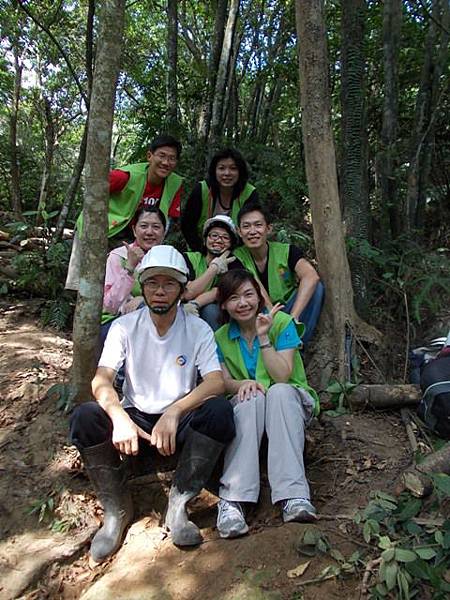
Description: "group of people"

(69, 134), (324, 563)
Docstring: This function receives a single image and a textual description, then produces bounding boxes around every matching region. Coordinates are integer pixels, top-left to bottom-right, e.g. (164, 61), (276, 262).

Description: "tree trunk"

(53, 122), (89, 241)
(209, 0), (240, 152)
(405, 0), (450, 232)
(71, 0), (126, 403)
(36, 97), (55, 226)
(295, 0), (381, 389)
(198, 0), (228, 143)
(349, 384), (421, 409)
(52, 2), (95, 242)
(340, 0), (369, 316)
(166, 0), (178, 130)
(9, 44), (22, 218)
(378, 0), (402, 239)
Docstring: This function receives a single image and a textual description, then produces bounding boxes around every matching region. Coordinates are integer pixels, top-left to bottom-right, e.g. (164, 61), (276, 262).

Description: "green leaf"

(385, 562), (398, 591)
(375, 582), (388, 596)
(330, 549), (345, 562)
(415, 547), (437, 560)
(405, 558), (431, 581)
(326, 381), (343, 394)
(378, 536), (392, 550)
(397, 570), (410, 599)
(381, 548), (395, 562)
(431, 473), (450, 496)
(435, 530), (444, 545)
(395, 497), (422, 521)
(363, 521), (371, 543)
(395, 548), (417, 563)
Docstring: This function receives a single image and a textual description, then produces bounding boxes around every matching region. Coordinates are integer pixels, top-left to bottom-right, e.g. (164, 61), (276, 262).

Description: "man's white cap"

(202, 215), (237, 240)
(137, 245), (189, 284)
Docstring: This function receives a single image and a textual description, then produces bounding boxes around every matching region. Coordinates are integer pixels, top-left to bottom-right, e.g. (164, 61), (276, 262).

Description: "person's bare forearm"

(258, 336), (292, 382)
(92, 369), (130, 423)
(194, 288), (218, 308)
(184, 265), (219, 300)
(290, 276), (319, 321)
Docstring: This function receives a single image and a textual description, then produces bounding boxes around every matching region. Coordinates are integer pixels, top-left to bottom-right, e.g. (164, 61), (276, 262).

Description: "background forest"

(0, 2), (450, 599)
(0, 0), (449, 341)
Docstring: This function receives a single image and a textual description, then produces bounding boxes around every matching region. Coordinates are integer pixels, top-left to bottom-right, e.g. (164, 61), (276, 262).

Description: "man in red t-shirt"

(66, 135), (183, 290)
(109, 136), (183, 220)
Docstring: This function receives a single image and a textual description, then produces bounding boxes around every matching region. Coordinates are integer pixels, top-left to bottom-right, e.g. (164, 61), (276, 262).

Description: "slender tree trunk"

(378, 0), (402, 239)
(36, 97), (55, 226)
(198, 0), (229, 143)
(340, 0), (369, 315)
(52, 1), (95, 241)
(405, 0), (450, 232)
(9, 45), (22, 218)
(295, 0), (381, 388)
(53, 122), (89, 240)
(71, 0), (126, 402)
(209, 0), (240, 152)
(166, 0), (178, 130)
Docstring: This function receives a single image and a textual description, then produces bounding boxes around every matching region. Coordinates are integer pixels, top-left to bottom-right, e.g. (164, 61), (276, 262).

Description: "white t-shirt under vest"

(99, 306), (220, 414)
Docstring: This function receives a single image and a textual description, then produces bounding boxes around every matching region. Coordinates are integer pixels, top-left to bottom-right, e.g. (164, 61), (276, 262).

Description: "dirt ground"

(0, 299), (417, 600)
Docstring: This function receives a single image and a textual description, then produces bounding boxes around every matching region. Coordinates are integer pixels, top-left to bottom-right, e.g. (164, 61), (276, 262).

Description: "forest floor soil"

(0, 299), (416, 600)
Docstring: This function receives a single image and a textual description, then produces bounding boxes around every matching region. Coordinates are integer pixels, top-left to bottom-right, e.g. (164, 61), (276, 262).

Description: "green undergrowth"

(294, 484), (450, 599)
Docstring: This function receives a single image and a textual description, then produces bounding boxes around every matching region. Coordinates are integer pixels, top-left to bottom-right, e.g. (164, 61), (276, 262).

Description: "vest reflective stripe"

(186, 251), (216, 292)
(215, 311), (319, 414)
(197, 180), (255, 240)
(233, 241), (297, 304)
(77, 163), (183, 238)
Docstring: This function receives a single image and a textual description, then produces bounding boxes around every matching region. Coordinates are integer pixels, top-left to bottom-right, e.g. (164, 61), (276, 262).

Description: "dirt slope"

(0, 300), (413, 600)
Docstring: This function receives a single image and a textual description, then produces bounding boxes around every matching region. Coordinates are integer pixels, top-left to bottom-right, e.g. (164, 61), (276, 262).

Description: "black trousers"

(70, 396), (235, 451)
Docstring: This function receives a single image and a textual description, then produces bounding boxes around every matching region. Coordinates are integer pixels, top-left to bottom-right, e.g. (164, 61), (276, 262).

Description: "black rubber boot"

(165, 427), (224, 546)
(81, 440), (134, 562)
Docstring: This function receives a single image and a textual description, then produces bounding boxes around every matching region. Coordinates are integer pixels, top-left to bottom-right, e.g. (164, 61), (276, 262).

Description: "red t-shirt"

(109, 169), (182, 218)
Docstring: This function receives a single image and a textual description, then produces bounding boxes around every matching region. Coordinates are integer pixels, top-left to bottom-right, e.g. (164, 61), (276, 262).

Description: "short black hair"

(149, 134), (182, 158)
(207, 148), (249, 199)
(132, 205), (167, 230)
(237, 202), (271, 226)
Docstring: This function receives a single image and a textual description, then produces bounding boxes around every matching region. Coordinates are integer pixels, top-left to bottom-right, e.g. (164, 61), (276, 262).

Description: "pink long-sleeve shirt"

(103, 243), (141, 315)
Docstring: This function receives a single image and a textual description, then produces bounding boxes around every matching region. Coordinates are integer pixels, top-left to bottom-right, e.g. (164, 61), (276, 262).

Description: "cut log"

(349, 384), (421, 408)
(402, 444), (450, 497)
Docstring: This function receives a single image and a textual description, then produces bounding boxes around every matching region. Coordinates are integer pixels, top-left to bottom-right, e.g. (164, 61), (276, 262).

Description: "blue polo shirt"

(217, 318), (301, 379)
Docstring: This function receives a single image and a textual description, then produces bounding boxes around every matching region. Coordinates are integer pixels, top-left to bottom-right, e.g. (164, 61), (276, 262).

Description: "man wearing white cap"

(70, 245), (234, 562)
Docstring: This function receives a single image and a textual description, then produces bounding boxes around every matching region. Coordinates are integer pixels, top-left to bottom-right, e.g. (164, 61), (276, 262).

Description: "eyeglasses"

(153, 152), (177, 164)
(208, 232), (231, 242)
(143, 281), (180, 293)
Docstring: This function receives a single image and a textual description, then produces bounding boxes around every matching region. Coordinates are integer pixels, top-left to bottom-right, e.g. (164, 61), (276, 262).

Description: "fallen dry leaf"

(287, 560), (311, 579)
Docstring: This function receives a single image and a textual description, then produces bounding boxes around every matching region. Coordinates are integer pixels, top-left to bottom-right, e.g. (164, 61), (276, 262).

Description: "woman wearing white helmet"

(183, 215), (244, 330)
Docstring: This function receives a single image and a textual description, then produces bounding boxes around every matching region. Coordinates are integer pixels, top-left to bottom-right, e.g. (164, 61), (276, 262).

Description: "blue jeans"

(282, 281), (325, 347)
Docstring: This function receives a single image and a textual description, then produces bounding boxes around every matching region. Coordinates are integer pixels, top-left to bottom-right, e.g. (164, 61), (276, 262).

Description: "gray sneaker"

(217, 499), (249, 538)
(282, 498), (317, 523)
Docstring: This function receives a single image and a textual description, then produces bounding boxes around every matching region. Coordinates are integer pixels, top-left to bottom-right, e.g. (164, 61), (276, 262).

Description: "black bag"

(418, 355), (450, 439)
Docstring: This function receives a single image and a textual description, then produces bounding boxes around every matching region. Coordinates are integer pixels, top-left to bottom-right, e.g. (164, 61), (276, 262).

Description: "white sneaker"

(216, 499), (249, 538)
(282, 498), (317, 523)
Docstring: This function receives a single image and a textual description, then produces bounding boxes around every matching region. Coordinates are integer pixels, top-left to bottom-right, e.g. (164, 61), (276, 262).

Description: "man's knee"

(190, 396), (235, 443)
(70, 401), (111, 449)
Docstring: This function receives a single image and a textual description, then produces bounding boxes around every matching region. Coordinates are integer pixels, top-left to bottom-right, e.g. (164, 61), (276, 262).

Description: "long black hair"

(207, 148), (249, 199)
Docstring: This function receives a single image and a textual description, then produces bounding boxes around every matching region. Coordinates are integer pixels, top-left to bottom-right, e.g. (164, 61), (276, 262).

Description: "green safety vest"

(77, 163), (183, 238)
(197, 180), (255, 241)
(185, 251), (217, 292)
(101, 254), (142, 324)
(233, 241), (298, 304)
(215, 311), (319, 414)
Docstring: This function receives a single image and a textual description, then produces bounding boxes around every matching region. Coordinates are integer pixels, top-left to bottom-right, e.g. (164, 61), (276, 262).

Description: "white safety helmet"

(137, 245), (189, 285)
(202, 215), (238, 244)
